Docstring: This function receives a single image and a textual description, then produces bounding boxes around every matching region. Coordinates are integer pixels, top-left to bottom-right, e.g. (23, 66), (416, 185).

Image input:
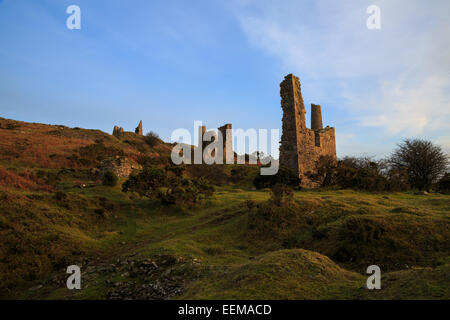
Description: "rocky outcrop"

(100, 156), (142, 178)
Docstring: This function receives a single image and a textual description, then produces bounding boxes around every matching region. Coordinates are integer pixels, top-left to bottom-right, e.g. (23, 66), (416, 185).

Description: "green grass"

(2, 183), (448, 299)
(1, 118), (448, 299)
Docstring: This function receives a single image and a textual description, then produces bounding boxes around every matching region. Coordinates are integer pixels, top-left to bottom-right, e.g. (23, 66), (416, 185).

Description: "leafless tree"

(388, 139), (449, 191)
(144, 131), (162, 147)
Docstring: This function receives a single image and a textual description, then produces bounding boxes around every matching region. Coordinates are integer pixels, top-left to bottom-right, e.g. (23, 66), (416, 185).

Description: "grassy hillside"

(0, 117), (449, 299)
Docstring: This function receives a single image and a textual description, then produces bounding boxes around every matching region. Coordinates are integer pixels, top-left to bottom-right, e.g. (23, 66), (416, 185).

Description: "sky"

(0, 0), (449, 159)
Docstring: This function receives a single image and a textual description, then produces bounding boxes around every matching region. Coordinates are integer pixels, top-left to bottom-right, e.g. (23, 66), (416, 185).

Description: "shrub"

(385, 167), (410, 191)
(253, 166), (301, 189)
(159, 177), (215, 207)
(0, 167), (53, 192)
(321, 156), (411, 192)
(230, 166), (254, 184)
(438, 173), (450, 192)
(336, 159), (388, 191)
(94, 208), (105, 216)
(122, 164), (215, 207)
(190, 164), (228, 186)
(137, 154), (170, 167)
(54, 191), (67, 201)
(270, 183), (294, 207)
(306, 155), (338, 187)
(75, 141), (125, 167)
(388, 139), (449, 191)
(246, 201), (300, 241)
(327, 215), (450, 271)
(122, 165), (166, 198)
(144, 131), (162, 148)
(102, 171), (118, 187)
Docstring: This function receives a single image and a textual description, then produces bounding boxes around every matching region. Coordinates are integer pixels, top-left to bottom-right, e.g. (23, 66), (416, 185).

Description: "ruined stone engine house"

(279, 74), (336, 186)
(112, 120), (143, 138)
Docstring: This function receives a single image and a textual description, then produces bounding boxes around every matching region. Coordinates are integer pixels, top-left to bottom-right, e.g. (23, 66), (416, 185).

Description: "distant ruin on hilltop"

(197, 123), (233, 163)
(113, 120), (143, 138)
(279, 74), (336, 186)
(135, 120), (143, 136)
(109, 74), (337, 187)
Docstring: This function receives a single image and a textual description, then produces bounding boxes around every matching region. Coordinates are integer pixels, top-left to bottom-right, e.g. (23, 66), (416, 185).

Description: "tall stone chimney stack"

(199, 125), (207, 150)
(311, 104), (323, 130)
(219, 123), (233, 163)
(135, 120), (143, 135)
(279, 73), (337, 187)
(279, 74), (306, 177)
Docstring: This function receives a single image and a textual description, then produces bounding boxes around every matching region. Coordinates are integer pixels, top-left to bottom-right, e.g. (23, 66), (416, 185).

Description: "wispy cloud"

(231, 0), (450, 141)
(358, 74), (450, 135)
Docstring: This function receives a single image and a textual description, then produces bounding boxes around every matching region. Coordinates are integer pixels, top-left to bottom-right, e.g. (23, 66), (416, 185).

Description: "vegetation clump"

(102, 171), (118, 187)
(270, 183), (294, 207)
(0, 118), (449, 299)
(388, 139), (448, 191)
(190, 164), (229, 186)
(122, 165), (166, 198)
(253, 166), (301, 189)
(306, 139), (448, 192)
(122, 164), (214, 207)
(144, 131), (162, 147)
(438, 173), (450, 193)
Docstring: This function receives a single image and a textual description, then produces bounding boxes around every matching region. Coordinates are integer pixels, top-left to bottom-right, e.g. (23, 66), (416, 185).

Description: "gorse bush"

(229, 165), (258, 186)
(122, 164), (214, 207)
(122, 165), (166, 198)
(306, 155), (338, 187)
(307, 155), (410, 192)
(253, 166), (301, 189)
(230, 166), (250, 184)
(438, 173), (450, 192)
(102, 171), (118, 187)
(144, 131), (162, 148)
(190, 164), (228, 186)
(76, 140), (125, 166)
(335, 157), (389, 191)
(137, 154), (170, 167)
(159, 176), (215, 207)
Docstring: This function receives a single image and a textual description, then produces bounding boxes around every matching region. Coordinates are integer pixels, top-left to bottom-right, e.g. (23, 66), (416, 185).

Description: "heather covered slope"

(0, 117), (449, 299)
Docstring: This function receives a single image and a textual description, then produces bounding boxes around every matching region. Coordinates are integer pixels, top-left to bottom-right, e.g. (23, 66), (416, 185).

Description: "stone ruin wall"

(135, 120), (143, 136)
(218, 123), (233, 163)
(113, 121), (143, 138)
(279, 74), (337, 187)
(198, 124), (233, 163)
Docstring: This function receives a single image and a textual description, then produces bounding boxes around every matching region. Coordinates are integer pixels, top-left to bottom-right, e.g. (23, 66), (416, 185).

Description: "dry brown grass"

(0, 167), (54, 192)
(0, 128), (92, 169)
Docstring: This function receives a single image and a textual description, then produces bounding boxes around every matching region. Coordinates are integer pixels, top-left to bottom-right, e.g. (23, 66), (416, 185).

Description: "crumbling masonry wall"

(218, 123), (233, 163)
(135, 120), (143, 136)
(113, 121), (143, 137)
(197, 124), (233, 164)
(279, 74), (336, 187)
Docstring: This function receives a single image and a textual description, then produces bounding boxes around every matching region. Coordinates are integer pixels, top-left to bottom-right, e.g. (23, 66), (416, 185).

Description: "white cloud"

(358, 74), (450, 135)
(231, 0), (450, 139)
(435, 136), (450, 154)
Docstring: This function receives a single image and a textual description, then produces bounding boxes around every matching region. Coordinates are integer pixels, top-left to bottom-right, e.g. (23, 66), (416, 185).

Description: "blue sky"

(0, 0), (449, 158)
